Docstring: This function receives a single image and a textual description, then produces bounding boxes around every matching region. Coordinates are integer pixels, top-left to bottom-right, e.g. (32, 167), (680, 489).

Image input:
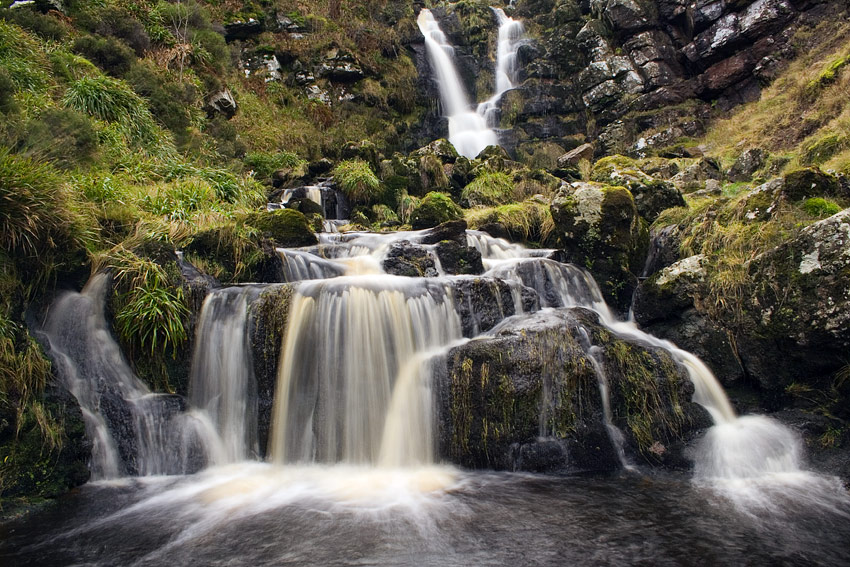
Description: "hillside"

(1, 0), (849, 510)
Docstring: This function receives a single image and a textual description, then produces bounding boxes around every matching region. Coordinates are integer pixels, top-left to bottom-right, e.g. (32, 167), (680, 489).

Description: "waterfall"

(188, 286), (262, 463)
(417, 9), (498, 158)
(41, 273), (217, 477)
(418, 8), (525, 158)
(477, 8), (525, 127)
(269, 277), (462, 466)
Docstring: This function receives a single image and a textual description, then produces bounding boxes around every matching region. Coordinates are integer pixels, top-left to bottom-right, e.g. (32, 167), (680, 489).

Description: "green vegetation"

(410, 191), (463, 229)
(333, 159), (382, 204)
(461, 171), (515, 206)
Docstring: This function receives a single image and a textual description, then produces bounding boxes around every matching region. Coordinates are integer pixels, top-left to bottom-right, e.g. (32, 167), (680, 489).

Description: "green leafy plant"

(803, 197), (842, 217)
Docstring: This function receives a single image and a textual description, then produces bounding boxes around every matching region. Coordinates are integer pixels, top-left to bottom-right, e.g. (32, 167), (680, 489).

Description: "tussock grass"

(333, 159), (382, 204)
(466, 197), (555, 244)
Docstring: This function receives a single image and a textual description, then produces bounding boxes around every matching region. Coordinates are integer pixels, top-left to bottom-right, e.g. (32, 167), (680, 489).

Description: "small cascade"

(278, 249), (346, 282)
(417, 9), (498, 158)
(477, 8), (525, 127)
(41, 273), (214, 478)
(270, 181), (350, 220)
(189, 286), (263, 463)
(269, 277), (463, 466)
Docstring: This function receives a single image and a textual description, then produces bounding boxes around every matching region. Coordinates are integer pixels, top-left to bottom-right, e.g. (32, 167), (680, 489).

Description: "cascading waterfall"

(188, 286), (263, 463)
(417, 8), (498, 158)
(41, 273), (216, 477)
(477, 8), (525, 127)
(268, 277), (462, 465)
(418, 8), (525, 158)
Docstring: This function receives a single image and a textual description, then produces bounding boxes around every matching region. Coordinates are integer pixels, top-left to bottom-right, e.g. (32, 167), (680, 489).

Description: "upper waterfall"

(417, 8), (498, 158)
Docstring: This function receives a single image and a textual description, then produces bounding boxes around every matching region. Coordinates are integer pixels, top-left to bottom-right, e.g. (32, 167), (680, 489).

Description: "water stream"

(16, 227), (850, 565)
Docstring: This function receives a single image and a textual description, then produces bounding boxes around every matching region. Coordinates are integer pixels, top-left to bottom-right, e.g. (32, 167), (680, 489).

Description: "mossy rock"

(245, 209), (318, 248)
(461, 171), (515, 207)
(591, 155), (685, 222)
(550, 182), (647, 312)
(783, 167), (841, 201)
(410, 192), (463, 230)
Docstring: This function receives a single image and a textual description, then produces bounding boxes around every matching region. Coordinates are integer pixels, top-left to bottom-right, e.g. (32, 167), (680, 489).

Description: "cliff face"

(419, 0), (843, 166)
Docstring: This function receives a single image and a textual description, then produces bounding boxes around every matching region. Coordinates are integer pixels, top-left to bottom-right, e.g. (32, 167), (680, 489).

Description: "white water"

(417, 9), (498, 158)
(189, 287), (262, 463)
(477, 8), (525, 127)
(417, 8), (525, 158)
(42, 273), (216, 477)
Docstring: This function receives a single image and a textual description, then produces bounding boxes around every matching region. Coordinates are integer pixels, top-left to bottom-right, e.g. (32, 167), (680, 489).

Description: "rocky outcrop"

(550, 181), (649, 313)
(382, 241), (438, 277)
(736, 209), (850, 403)
(436, 307), (711, 473)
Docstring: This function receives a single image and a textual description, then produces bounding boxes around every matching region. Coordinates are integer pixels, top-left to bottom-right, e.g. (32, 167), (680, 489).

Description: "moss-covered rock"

(249, 284), (294, 457)
(783, 167), (841, 201)
(591, 155), (685, 222)
(461, 170), (515, 207)
(736, 209), (850, 405)
(245, 209), (318, 248)
(410, 191), (463, 230)
(183, 225), (283, 284)
(550, 182), (648, 312)
(437, 308), (708, 472)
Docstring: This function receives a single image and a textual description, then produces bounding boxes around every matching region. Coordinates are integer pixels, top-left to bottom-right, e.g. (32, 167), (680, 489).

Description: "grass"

(462, 171), (515, 207)
(466, 197), (555, 244)
(333, 159), (382, 204)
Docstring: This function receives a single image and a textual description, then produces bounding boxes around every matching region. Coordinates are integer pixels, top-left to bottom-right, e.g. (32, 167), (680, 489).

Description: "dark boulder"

(382, 241), (437, 277)
(435, 240), (484, 275)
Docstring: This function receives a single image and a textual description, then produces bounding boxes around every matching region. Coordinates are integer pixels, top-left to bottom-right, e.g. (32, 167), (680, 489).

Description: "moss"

(803, 197), (842, 217)
(245, 209), (318, 248)
(410, 191), (462, 230)
(802, 133), (848, 166)
(783, 167), (840, 201)
(590, 155), (639, 182)
(461, 171), (515, 207)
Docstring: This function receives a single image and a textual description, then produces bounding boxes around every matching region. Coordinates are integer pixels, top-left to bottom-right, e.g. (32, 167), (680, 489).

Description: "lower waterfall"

(20, 225), (850, 567)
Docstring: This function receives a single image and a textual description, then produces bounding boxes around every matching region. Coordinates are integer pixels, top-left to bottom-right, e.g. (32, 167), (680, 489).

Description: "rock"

(449, 277), (539, 337)
(245, 209), (318, 248)
(641, 224), (682, 276)
(34, 0), (64, 12)
(598, 0), (656, 32)
(308, 158), (334, 176)
(206, 89), (237, 119)
(591, 155), (686, 222)
(435, 240), (484, 275)
(410, 192), (463, 230)
(249, 284), (295, 456)
(224, 19), (264, 42)
(736, 209), (850, 398)
(782, 167), (841, 201)
(420, 219), (468, 245)
(319, 49), (365, 83)
(557, 143), (595, 167)
(382, 241), (437, 277)
(550, 182), (649, 313)
(671, 158), (722, 192)
(634, 255), (709, 324)
(436, 307), (710, 472)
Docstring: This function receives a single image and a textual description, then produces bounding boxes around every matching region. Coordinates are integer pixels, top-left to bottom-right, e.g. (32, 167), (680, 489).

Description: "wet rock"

(421, 219), (468, 245)
(641, 224), (682, 276)
(448, 277), (539, 337)
(435, 240), (484, 275)
(436, 307), (709, 472)
(382, 241), (437, 277)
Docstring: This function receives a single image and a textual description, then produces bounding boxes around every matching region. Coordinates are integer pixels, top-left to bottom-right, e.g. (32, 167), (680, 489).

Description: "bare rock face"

(206, 89), (237, 119)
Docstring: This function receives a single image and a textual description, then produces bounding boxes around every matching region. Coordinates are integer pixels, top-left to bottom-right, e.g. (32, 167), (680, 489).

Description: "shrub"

(49, 50), (100, 84)
(334, 159), (382, 204)
(1, 6), (68, 41)
(95, 7), (150, 55)
(21, 107), (99, 169)
(72, 34), (136, 77)
(62, 75), (159, 147)
(803, 197), (842, 217)
(124, 61), (195, 141)
(462, 171), (515, 206)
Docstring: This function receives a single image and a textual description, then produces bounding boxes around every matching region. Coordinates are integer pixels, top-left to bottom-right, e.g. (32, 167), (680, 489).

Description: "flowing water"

(12, 227), (850, 565)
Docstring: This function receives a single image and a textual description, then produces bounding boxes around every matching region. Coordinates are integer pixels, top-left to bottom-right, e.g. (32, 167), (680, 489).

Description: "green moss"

(802, 133), (848, 166)
(410, 191), (462, 230)
(333, 159), (382, 205)
(590, 155), (639, 182)
(783, 167), (840, 201)
(245, 209), (318, 248)
(462, 171), (515, 207)
(803, 197), (842, 217)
